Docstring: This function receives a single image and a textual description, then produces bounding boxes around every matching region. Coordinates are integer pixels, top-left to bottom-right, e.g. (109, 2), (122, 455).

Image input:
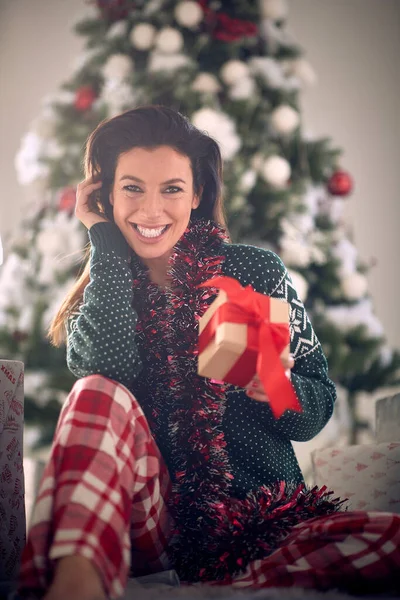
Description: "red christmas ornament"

(74, 86), (97, 112)
(327, 169), (353, 197)
(58, 186), (77, 213)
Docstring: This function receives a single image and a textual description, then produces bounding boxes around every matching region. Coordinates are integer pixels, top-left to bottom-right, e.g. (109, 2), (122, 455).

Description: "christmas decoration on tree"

(326, 169), (353, 197)
(1, 0), (399, 448)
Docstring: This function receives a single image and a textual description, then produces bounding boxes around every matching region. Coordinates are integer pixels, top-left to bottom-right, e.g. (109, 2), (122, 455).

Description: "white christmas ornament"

(220, 60), (250, 86)
(270, 104), (300, 135)
(229, 77), (256, 100)
(288, 270), (309, 302)
(191, 72), (221, 94)
(191, 108), (241, 161)
(102, 54), (133, 80)
(130, 23), (157, 50)
(260, 0), (289, 20)
(156, 27), (184, 53)
(175, 1), (203, 28)
(261, 155), (291, 188)
(341, 272), (368, 301)
(148, 52), (191, 72)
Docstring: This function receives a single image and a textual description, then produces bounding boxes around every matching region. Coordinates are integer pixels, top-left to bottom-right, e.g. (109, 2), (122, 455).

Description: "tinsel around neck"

(131, 218), (345, 584)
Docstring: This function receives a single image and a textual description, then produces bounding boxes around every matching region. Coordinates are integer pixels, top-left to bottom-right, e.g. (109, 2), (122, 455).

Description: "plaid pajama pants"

(19, 375), (400, 599)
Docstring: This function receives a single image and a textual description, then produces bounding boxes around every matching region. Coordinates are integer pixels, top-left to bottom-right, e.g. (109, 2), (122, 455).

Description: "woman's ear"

(192, 195), (200, 210)
(109, 191), (114, 206)
(192, 185), (202, 210)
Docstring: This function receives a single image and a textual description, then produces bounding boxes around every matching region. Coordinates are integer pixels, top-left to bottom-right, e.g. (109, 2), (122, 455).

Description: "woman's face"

(110, 145), (200, 265)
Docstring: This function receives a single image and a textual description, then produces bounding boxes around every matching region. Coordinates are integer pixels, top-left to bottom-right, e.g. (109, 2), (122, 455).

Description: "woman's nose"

(140, 191), (163, 218)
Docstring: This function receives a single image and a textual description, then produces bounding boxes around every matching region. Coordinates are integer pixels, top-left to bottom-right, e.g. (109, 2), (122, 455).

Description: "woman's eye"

(164, 186), (182, 194)
(124, 185), (142, 193)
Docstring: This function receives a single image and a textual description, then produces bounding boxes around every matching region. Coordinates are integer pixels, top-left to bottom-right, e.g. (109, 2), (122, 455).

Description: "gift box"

(197, 276), (301, 419)
(0, 359), (25, 583)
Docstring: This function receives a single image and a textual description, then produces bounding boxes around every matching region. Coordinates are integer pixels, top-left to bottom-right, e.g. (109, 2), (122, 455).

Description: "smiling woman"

(48, 105), (227, 344)
(110, 146), (200, 285)
(18, 106), (400, 600)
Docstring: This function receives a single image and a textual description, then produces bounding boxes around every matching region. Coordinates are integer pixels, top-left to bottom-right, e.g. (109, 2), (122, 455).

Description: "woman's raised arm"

(67, 221), (143, 388)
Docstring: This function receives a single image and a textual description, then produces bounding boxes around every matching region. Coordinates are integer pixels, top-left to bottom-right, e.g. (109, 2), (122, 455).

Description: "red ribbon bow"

(199, 276), (302, 419)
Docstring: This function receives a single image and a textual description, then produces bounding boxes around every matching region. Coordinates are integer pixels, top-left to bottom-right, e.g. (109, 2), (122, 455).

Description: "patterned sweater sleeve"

(224, 244), (336, 442)
(66, 221), (142, 387)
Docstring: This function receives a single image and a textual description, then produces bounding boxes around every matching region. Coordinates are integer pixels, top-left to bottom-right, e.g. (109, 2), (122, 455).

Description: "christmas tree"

(0, 0), (399, 449)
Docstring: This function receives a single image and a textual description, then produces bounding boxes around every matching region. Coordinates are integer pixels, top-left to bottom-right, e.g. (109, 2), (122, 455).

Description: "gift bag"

(0, 360), (25, 583)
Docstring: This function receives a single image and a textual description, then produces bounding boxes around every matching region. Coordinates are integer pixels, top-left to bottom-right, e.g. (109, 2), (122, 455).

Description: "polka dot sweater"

(67, 222), (336, 496)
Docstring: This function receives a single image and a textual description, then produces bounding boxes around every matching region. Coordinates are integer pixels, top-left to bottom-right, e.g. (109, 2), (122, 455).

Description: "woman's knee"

(66, 374), (145, 429)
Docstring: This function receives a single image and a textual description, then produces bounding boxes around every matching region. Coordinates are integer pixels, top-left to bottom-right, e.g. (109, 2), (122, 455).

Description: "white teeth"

(136, 225), (168, 238)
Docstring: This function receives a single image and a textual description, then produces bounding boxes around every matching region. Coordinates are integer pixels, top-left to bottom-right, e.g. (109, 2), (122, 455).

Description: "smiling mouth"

(131, 223), (171, 239)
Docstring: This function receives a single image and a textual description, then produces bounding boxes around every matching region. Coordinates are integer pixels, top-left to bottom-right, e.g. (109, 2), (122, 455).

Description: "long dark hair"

(49, 105), (229, 346)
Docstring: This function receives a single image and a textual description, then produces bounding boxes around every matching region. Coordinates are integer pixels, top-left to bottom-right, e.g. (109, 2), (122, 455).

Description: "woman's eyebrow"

(119, 175), (186, 185)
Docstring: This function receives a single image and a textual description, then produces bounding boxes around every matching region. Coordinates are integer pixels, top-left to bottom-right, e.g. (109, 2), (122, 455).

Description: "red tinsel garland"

(130, 219), (345, 583)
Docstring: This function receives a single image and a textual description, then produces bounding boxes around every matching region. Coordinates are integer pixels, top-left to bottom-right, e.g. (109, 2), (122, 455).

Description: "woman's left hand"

(245, 354), (295, 402)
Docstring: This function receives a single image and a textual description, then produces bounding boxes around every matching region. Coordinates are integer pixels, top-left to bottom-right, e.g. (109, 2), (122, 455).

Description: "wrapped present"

(198, 276), (301, 419)
(0, 360), (25, 583)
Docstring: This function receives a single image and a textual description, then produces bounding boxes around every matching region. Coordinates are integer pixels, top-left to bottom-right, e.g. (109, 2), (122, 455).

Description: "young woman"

(19, 106), (400, 600)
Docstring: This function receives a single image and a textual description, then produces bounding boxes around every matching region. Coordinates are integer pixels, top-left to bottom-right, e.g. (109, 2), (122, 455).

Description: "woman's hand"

(75, 176), (110, 229)
(245, 354), (295, 402)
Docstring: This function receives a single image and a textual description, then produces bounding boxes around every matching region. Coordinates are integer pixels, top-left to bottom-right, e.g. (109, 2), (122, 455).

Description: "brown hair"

(49, 105), (228, 346)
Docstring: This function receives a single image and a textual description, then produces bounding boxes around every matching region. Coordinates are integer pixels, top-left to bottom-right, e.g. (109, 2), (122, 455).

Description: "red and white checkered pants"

(19, 375), (400, 598)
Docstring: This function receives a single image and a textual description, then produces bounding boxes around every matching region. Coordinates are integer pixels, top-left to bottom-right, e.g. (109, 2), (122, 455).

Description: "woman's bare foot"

(43, 555), (106, 600)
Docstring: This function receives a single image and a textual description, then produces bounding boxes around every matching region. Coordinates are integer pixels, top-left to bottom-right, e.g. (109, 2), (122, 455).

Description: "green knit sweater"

(67, 222), (336, 497)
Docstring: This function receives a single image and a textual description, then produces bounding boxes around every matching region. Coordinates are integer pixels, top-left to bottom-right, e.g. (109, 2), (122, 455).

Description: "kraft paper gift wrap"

(197, 276), (301, 419)
(0, 359), (25, 583)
